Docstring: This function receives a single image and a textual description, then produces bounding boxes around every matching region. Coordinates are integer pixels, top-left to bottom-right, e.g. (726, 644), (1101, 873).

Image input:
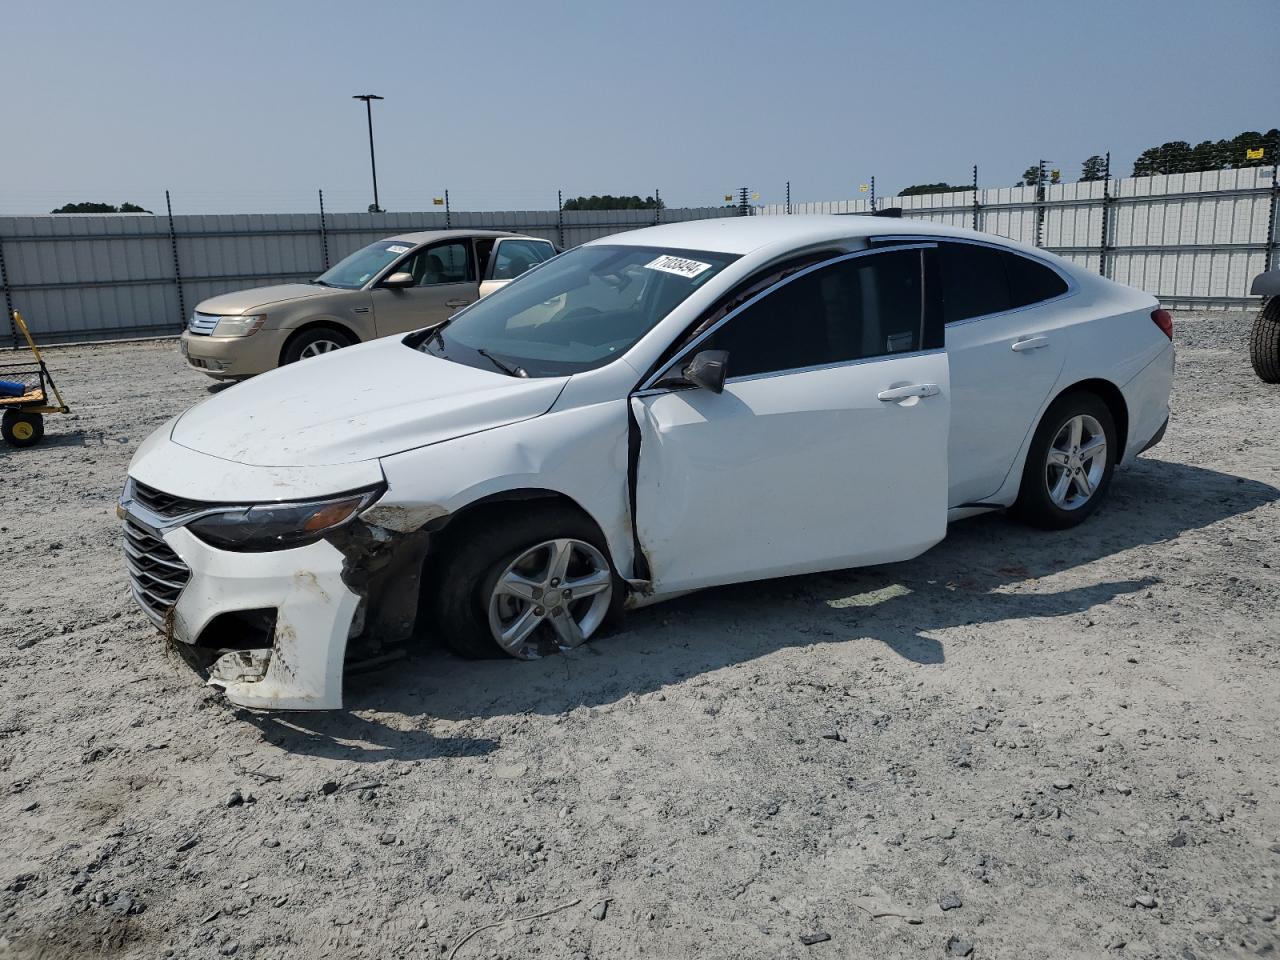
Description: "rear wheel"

(1013, 392), (1117, 529)
(2, 410), (43, 448)
(431, 506), (624, 660)
(1249, 298), (1280, 384)
(281, 325), (354, 366)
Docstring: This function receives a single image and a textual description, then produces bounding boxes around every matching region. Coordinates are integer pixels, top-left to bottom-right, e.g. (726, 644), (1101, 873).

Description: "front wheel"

(2, 410), (44, 447)
(1249, 298), (1280, 384)
(280, 325), (355, 366)
(431, 507), (624, 660)
(1012, 392), (1117, 529)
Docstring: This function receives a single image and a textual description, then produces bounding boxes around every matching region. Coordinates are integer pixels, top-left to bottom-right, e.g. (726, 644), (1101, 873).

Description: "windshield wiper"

(312, 278), (332, 287)
(476, 348), (528, 378)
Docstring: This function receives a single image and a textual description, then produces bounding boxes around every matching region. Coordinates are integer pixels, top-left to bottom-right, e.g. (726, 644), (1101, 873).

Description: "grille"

(131, 480), (209, 519)
(123, 520), (191, 625)
(188, 312), (220, 335)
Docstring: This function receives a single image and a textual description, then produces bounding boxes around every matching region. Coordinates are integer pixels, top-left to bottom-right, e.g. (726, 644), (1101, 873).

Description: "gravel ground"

(1, 313), (1278, 960)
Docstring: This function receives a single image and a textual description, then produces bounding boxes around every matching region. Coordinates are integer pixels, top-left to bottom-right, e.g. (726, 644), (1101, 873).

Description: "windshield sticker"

(644, 255), (713, 279)
(385, 244), (411, 254)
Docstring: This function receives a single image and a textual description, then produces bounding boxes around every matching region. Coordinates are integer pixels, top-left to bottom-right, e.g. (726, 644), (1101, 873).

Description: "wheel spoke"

(548, 539), (575, 584)
(1079, 435), (1106, 464)
(1073, 469), (1093, 498)
(1068, 416), (1083, 449)
(500, 605), (542, 649)
(548, 611), (585, 648)
(1049, 470), (1072, 504)
(497, 571), (541, 602)
(1047, 449), (1070, 467)
(564, 568), (611, 598)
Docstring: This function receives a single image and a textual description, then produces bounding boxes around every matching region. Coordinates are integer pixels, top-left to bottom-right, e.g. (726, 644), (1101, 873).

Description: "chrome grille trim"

(123, 520), (191, 625)
(188, 312), (221, 335)
(130, 479), (210, 519)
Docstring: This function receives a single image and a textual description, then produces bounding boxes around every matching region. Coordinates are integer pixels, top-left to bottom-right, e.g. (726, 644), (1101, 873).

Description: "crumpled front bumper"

(123, 511), (361, 710)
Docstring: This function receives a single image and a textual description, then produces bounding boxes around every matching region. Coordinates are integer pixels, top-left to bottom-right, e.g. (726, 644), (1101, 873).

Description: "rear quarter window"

(1004, 252), (1069, 307)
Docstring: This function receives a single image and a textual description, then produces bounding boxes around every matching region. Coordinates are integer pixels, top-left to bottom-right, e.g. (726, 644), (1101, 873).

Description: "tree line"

(899, 128), (1276, 196)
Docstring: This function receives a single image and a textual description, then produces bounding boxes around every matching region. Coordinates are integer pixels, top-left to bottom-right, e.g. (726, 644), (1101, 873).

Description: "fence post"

(786, 180), (792, 215)
(445, 189), (451, 230)
(1098, 152), (1112, 278)
(971, 165), (980, 231)
(869, 176), (877, 214)
(1034, 160), (1047, 248)
(737, 187), (750, 216)
(557, 190), (565, 248)
(654, 188), (662, 225)
(165, 190), (187, 328)
(318, 189), (330, 270)
(0, 229), (16, 350)
(1267, 160), (1279, 273)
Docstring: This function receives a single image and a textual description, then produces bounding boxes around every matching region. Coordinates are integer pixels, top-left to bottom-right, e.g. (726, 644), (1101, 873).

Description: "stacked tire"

(1250, 297), (1280, 384)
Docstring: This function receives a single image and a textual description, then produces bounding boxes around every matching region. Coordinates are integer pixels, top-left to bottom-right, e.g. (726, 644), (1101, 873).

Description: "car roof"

(384, 228), (544, 244)
(589, 215), (1043, 258)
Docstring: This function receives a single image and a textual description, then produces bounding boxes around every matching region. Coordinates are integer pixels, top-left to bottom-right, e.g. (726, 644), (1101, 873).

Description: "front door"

(633, 246), (951, 594)
(369, 240), (479, 336)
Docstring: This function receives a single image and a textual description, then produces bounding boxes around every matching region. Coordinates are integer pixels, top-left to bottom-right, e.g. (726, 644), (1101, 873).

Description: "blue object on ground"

(0, 380), (27, 398)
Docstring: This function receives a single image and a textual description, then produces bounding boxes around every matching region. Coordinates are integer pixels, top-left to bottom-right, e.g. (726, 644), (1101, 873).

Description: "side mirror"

(682, 350), (729, 394)
(382, 272), (415, 289)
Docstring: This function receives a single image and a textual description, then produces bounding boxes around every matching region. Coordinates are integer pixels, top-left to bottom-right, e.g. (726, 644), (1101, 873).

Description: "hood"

(171, 338), (569, 467)
(196, 284), (333, 315)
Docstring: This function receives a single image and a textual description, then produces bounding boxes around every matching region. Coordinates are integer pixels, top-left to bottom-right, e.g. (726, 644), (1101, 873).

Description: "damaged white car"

(120, 216), (1174, 709)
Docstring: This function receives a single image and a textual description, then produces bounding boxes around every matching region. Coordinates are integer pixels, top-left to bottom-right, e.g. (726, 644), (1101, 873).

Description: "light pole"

(352, 94), (384, 213)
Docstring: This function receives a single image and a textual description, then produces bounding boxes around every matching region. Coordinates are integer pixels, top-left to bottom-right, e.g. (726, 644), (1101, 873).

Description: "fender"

(1251, 268), (1280, 298)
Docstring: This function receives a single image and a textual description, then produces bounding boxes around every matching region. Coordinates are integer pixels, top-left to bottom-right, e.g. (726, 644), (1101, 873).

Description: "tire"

(1012, 391), (1117, 530)
(280, 325), (355, 366)
(1249, 298), (1280, 384)
(430, 505), (625, 660)
(2, 410), (44, 448)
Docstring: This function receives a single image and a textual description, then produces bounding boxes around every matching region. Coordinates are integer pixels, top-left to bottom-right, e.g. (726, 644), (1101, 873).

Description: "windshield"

(315, 239), (416, 289)
(412, 244), (737, 377)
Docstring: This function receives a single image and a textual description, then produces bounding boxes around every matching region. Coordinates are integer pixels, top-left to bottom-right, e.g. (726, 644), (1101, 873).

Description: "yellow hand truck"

(1, 311), (71, 448)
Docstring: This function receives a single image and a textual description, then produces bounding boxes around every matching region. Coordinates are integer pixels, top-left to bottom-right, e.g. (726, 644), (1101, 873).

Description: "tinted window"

(936, 242), (1011, 323)
(1004, 252), (1069, 307)
(700, 249), (924, 379)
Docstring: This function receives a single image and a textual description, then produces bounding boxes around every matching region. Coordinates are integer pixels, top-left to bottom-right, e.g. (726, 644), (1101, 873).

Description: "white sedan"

(120, 216), (1174, 709)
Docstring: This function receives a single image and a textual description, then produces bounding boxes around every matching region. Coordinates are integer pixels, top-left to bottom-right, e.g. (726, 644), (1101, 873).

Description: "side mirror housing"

(382, 272), (415, 289)
(682, 350), (729, 394)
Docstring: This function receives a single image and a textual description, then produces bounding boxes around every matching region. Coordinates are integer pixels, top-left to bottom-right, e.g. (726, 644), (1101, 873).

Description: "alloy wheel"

(1045, 413), (1107, 510)
(486, 538), (613, 659)
(298, 339), (343, 359)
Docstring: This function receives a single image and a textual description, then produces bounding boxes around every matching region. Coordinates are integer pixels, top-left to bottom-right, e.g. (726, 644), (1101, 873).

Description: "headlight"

(186, 488), (382, 552)
(212, 314), (267, 337)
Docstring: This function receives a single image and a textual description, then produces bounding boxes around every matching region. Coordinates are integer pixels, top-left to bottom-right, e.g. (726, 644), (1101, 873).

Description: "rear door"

(479, 238), (558, 298)
(933, 241), (1070, 506)
(369, 240), (479, 336)
(632, 245), (950, 594)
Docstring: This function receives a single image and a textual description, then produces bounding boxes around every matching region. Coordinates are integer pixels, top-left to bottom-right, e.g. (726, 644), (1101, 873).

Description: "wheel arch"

(278, 318), (360, 365)
(426, 488), (613, 560)
(1047, 377), (1129, 464)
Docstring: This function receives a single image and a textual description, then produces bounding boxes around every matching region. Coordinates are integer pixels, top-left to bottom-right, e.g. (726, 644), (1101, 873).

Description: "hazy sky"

(2, 0), (1276, 215)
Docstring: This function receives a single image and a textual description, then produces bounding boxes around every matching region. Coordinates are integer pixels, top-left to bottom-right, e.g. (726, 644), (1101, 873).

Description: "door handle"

(445, 298), (471, 308)
(877, 383), (940, 401)
(1011, 336), (1050, 352)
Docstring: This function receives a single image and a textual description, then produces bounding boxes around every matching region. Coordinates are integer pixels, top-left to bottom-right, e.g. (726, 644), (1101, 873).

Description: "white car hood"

(171, 338), (568, 467)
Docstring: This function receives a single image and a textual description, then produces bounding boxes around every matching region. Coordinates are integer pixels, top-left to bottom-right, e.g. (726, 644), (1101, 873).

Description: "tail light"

(1151, 308), (1174, 340)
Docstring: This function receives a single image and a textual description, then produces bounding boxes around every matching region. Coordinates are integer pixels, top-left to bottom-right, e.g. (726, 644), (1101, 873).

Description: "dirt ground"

(1, 313), (1277, 960)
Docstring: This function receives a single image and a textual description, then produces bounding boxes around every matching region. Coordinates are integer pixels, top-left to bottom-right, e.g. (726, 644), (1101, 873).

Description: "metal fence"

(2, 164), (1277, 348)
(761, 165), (1279, 310)
(0, 205), (738, 347)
